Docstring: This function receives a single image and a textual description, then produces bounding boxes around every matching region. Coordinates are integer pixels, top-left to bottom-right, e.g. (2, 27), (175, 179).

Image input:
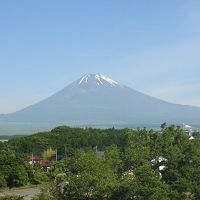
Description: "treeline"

(1, 125), (200, 199)
(7, 126), (131, 156)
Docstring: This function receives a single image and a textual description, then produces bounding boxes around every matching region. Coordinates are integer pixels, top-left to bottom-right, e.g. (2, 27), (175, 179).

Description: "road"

(0, 187), (41, 200)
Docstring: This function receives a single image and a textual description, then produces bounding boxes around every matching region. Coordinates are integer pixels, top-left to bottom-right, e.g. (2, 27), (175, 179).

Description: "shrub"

(33, 172), (49, 184)
(31, 191), (51, 200)
(0, 176), (7, 188)
(0, 195), (24, 200)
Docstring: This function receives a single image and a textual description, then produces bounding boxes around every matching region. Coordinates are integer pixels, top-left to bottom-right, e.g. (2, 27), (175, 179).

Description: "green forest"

(0, 125), (200, 200)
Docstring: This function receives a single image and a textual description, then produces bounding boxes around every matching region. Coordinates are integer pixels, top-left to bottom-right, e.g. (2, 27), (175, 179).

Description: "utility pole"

(56, 148), (58, 161)
(31, 152), (34, 166)
(95, 146), (98, 153)
(65, 145), (67, 158)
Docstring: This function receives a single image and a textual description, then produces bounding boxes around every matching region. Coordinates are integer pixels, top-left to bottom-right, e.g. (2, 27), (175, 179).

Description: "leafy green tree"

(112, 164), (170, 200)
(52, 149), (117, 200)
(0, 151), (30, 188)
(105, 145), (122, 174)
(0, 176), (7, 188)
(158, 126), (200, 198)
(134, 164), (169, 199)
(7, 165), (29, 187)
(123, 142), (150, 171)
(49, 160), (66, 179)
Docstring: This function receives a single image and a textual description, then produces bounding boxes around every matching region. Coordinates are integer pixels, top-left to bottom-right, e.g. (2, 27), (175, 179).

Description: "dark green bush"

(33, 172), (50, 184)
(0, 176), (7, 188)
(0, 195), (24, 200)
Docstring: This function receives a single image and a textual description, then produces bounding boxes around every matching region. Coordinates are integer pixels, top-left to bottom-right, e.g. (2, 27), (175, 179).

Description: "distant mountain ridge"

(1, 73), (200, 125)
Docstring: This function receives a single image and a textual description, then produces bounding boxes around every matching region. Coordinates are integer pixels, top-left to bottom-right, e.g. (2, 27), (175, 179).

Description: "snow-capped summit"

(77, 74), (120, 87)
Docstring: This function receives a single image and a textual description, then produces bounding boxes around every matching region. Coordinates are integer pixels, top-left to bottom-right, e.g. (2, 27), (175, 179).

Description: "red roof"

(40, 161), (49, 167)
(27, 156), (43, 161)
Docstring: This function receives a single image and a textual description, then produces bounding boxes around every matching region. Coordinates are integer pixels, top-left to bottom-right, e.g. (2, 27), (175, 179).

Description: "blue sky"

(0, 0), (200, 113)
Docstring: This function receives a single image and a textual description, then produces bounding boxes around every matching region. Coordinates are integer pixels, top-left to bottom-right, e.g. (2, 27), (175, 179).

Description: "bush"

(33, 172), (49, 184)
(0, 176), (7, 188)
(0, 152), (30, 188)
(31, 191), (51, 200)
(7, 165), (29, 187)
(0, 195), (24, 200)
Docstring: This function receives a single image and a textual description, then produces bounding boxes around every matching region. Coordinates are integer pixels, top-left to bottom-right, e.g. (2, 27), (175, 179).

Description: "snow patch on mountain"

(95, 74), (103, 85)
(98, 74), (119, 86)
(79, 75), (87, 84)
(78, 74), (120, 87)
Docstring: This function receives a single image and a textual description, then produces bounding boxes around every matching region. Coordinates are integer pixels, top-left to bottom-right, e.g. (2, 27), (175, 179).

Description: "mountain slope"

(1, 74), (200, 125)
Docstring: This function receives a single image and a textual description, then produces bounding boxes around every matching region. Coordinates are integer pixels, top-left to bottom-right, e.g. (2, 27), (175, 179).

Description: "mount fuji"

(1, 74), (200, 128)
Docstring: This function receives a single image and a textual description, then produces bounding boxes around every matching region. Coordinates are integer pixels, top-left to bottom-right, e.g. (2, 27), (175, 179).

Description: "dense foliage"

(8, 126), (129, 155)
(0, 151), (32, 188)
(1, 125), (200, 199)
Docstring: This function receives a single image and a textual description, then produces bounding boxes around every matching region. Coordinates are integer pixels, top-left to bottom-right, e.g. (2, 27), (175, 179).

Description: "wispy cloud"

(143, 81), (200, 107)
(108, 37), (200, 107)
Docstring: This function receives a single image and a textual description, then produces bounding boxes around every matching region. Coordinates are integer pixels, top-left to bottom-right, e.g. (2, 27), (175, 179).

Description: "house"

(27, 155), (50, 171)
(0, 139), (8, 143)
(27, 155), (43, 165)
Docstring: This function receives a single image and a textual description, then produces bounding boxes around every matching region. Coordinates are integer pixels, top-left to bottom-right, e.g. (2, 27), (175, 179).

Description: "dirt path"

(0, 187), (41, 200)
